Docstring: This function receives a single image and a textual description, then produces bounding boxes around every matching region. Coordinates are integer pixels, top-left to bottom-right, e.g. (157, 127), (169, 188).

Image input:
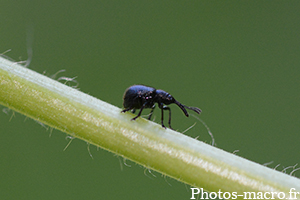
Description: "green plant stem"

(0, 56), (299, 199)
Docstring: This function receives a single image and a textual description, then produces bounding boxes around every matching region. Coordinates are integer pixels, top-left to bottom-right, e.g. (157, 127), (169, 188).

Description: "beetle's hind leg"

(121, 107), (132, 113)
(121, 108), (136, 114)
(131, 102), (147, 121)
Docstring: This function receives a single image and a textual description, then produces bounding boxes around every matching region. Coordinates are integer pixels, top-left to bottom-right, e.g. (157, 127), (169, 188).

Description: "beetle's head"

(155, 89), (175, 105)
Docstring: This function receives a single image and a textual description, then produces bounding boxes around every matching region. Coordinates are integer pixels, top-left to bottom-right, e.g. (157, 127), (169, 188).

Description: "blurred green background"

(1, 1), (300, 199)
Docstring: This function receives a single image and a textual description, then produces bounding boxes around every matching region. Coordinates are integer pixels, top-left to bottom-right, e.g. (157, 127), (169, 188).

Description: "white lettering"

(223, 192), (231, 199)
(277, 192), (285, 199)
(244, 192), (256, 199)
(263, 191), (270, 199)
(190, 188), (200, 199)
(231, 192), (238, 199)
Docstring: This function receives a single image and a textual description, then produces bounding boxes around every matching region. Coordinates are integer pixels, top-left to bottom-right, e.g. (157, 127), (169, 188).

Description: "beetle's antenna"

(174, 101), (201, 117)
(174, 101), (189, 117)
(184, 105), (202, 114)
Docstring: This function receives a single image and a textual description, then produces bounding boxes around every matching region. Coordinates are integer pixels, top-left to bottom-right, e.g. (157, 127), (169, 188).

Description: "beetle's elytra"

(121, 85), (201, 129)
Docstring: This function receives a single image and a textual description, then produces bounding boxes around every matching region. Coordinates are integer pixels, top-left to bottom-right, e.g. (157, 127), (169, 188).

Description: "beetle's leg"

(121, 107), (132, 113)
(157, 103), (166, 129)
(162, 106), (172, 130)
(131, 103), (147, 121)
(148, 105), (156, 120)
(160, 106), (166, 129)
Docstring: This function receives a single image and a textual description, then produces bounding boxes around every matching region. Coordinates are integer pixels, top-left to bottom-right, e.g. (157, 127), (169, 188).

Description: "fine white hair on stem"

(143, 167), (156, 179)
(271, 163), (300, 177)
(34, 120), (49, 130)
(123, 157), (131, 167)
(114, 155), (131, 171)
(115, 155), (124, 171)
(0, 49), (12, 56)
(49, 69), (80, 89)
(274, 164), (281, 170)
(149, 168), (156, 177)
(162, 174), (172, 186)
(190, 114), (215, 146)
(182, 122), (197, 134)
(282, 166), (290, 174)
(24, 23), (34, 68)
(49, 127), (54, 137)
(63, 136), (74, 151)
(57, 76), (79, 89)
(50, 69), (66, 79)
(9, 111), (16, 122)
(143, 168), (153, 179)
(290, 164), (300, 176)
(232, 150), (240, 154)
(152, 115), (156, 122)
(282, 163), (299, 175)
(87, 142), (93, 159)
(263, 161), (274, 166)
(184, 184), (190, 192)
(2, 107), (10, 115)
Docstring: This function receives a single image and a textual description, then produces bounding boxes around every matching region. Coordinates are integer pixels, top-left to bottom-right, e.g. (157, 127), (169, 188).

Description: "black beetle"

(121, 85), (201, 129)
